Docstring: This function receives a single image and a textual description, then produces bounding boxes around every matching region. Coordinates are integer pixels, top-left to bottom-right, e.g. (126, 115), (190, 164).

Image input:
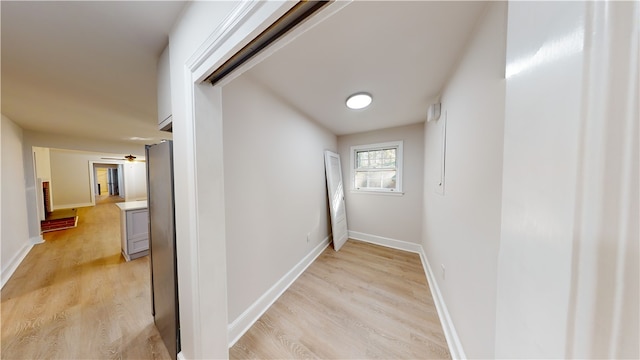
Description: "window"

(350, 141), (403, 193)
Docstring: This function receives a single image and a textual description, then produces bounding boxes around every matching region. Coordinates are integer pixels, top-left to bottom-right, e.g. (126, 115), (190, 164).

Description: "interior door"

(324, 150), (349, 251)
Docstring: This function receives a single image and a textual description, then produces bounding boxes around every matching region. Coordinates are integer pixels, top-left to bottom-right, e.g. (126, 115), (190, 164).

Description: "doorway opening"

(93, 163), (125, 205)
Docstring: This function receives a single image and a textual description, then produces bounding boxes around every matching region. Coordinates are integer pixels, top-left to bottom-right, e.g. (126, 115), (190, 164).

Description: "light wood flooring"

(230, 240), (451, 359)
(3, 203), (450, 359)
(95, 194), (125, 205)
(1, 203), (170, 359)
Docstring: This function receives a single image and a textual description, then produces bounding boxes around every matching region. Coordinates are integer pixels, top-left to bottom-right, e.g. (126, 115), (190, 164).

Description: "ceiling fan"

(100, 154), (145, 162)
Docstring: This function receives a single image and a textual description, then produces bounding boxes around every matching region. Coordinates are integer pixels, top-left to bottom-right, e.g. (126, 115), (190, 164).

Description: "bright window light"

(346, 93), (372, 110)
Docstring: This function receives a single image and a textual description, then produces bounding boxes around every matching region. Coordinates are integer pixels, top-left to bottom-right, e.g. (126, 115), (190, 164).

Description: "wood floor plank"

(1, 203), (171, 360)
(229, 240), (451, 359)
(4, 205), (451, 359)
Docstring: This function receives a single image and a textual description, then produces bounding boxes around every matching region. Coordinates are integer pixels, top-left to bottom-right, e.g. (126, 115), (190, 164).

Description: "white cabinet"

(116, 201), (149, 261)
(157, 45), (172, 131)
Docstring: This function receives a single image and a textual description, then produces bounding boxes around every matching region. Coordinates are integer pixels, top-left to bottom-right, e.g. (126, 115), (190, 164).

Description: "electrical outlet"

(441, 264), (446, 280)
(306, 232), (311, 243)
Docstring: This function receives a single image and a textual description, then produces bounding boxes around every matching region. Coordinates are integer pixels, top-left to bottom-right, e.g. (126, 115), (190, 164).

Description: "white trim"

(88, 160), (97, 205)
(181, 66), (204, 359)
(36, 178), (50, 221)
(227, 236), (331, 348)
(1, 241), (34, 289)
(418, 247), (467, 359)
(30, 235), (44, 244)
(350, 141), (404, 193)
(51, 202), (92, 211)
(179, 3), (297, 357)
(178, 0), (349, 356)
(89, 160), (126, 206)
(436, 112), (447, 195)
(347, 230), (422, 254)
(347, 230), (466, 359)
(177, 352), (187, 360)
(187, 1), (265, 80)
(350, 190), (404, 196)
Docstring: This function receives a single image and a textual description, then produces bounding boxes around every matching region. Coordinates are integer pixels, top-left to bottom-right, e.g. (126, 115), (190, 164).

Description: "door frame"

(172, 1), (351, 358)
(89, 161), (125, 205)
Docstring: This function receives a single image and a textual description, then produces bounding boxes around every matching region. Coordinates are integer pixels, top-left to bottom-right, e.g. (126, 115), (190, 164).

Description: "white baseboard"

(52, 202), (92, 210)
(1, 241), (34, 289)
(30, 235), (45, 244)
(177, 351), (187, 360)
(227, 236), (331, 347)
(225, 230), (465, 358)
(348, 230), (423, 254)
(348, 230), (465, 359)
(418, 248), (466, 359)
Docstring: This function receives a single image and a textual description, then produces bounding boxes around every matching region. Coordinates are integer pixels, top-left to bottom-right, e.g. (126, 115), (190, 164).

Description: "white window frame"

(350, 141), (403, 195)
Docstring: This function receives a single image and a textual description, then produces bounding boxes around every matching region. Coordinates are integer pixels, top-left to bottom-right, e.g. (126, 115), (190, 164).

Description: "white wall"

(33, 147), (52, 220)
(422, 3), (506, 358)
(223, 74), (337, 322)
(49, 150), (96, 208)
(48, 149), (147, 209)
(495, 1), (639, 358)
(495, 3), (583, 356)
(338, 123), (424, 245)
(33, 147), (51, 180)
(1, 115), (34, 287)
(122, 161), (147, 201)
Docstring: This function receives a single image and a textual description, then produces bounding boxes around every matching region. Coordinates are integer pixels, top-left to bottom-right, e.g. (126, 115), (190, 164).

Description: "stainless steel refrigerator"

(146, 141), (180, 360)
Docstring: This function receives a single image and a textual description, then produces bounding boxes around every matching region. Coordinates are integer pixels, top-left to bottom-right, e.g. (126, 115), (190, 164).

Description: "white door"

(324, 150), (348, 251)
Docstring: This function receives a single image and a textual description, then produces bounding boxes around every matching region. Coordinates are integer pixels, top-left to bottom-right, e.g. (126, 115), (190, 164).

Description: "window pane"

(373, 171), (384, 188)
(357, 151), (369, 168)
(357, 149), (396, 170)
(369, 152), (375, 167)
(355, 170), (396, 189)
(355, 171), (367, 188)
(382, 148), (396, 167)
(382, 172), (396, 188)
(351, 141), (402, 192)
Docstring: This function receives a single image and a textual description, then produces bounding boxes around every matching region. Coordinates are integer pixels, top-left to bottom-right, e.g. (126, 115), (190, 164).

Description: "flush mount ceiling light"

(346, 92), (373, 110)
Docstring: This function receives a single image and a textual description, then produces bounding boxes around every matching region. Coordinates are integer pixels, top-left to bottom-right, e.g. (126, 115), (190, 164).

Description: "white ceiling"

(1, 1), (186, 145)
(2, 1), (486, 144)
(246, 1), (487, 135)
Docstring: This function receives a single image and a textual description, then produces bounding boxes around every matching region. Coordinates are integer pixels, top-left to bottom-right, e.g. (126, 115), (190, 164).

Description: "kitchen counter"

(116, 200), (149, 261)
(115, 200), (147, 211)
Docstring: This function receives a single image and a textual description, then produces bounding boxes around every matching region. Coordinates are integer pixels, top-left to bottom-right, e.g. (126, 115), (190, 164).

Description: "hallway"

(1, 204), (170, 359)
